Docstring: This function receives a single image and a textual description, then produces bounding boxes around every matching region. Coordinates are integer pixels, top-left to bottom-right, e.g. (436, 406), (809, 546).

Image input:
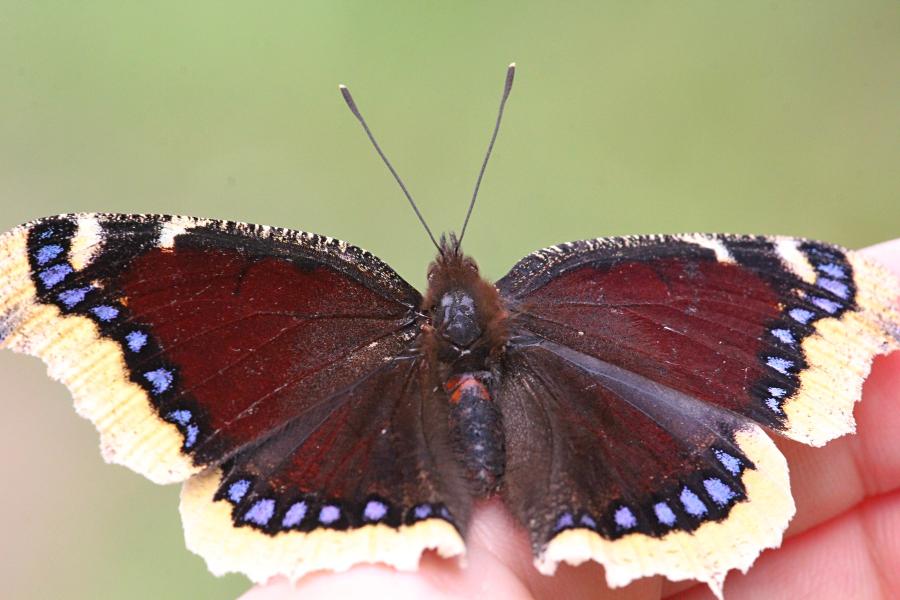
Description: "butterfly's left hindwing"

(0, 213), (469, 581)
(496, 233), (900, 594)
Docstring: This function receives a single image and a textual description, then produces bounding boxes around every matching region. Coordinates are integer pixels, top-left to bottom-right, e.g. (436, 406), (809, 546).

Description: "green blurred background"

(1, 2), (898, 599)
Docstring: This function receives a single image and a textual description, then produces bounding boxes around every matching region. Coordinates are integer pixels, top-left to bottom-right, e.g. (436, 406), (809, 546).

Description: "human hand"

(242, 240), (900, 600)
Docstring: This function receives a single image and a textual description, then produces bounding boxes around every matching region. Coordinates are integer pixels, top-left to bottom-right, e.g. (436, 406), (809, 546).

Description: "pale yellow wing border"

(180, 468), (466, 583)
(0, 220), (197, 484)
(536, 425), (793, 599)
(779, 251), (900, 445)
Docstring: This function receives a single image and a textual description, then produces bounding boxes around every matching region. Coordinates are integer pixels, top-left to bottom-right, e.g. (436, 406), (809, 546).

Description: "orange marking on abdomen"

(444, 374), (491, 404)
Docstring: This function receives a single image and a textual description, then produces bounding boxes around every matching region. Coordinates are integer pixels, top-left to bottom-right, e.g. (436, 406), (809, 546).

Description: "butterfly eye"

(435, 290), (481, 348)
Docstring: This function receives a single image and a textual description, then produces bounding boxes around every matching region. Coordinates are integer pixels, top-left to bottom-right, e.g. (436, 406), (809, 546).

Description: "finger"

(465, 500), (662, 600)
(239, 501), (533, 600)
(670, 487), (900, 599)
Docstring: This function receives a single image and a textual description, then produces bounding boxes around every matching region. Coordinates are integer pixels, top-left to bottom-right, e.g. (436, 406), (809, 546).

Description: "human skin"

(242, 240), (900, 600)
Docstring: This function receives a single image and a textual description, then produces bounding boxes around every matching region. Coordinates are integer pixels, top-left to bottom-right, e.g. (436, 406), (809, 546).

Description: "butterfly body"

(1, 213), (898, 597)
(419, 238), (511, 496)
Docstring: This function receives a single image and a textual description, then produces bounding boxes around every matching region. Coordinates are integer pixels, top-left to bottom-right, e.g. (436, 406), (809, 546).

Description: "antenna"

(339, 84), (441, 253)
(457, 62), (516, 246)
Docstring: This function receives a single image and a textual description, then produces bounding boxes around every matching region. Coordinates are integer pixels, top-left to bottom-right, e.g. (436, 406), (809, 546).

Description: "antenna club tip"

(338, 84), (347, 90)
(508, 62), (516, 69)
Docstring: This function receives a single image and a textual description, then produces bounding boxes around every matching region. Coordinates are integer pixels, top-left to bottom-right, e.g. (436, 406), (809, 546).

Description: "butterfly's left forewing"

(495, 233), (900, 594)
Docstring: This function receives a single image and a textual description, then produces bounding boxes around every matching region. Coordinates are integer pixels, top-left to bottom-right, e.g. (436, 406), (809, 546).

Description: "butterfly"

(1, 65), (898, 598)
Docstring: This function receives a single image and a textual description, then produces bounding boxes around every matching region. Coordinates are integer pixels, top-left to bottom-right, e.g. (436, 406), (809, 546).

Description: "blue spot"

(282, 501), (308, 528)
(227, 479), (251, 504)
(39, 264), (72, 288)
(713, 449), (742, 476)
(282, 503), (306, 527)
(36, 244), (64, 265)
(125, 330), (148, 352)
(766, 397), (783, 413)
(768, 386), (787, 398)
(91, 305), (119, 322)
(185, 424), (199, 448)
(654, 502), (676, 527)
(579, 514), (597, 528)
(789, 308), (815, 324)
(363, 500), (388, 522)
(38, 228), (55, 239)
(818, 263), (846, 279)
(319, 505), (341, 525)
(413, 504), (432, 520)
(439, 506), (451, 520)
(703, 478), (737, 506)
(614, 506), (637, 530)
(144, 368), (174, 394)
(767, 356), (794, 375)
(817, 277), (849, 299)
(57, 286), (92, 308)
(680, 487), (707, 517)
(168, 410), (191, 426)
(811, 296), (841, 314)
(244, 499), (276, 526)
(771, 328), (796, 346)
(555, 512), (574, 530)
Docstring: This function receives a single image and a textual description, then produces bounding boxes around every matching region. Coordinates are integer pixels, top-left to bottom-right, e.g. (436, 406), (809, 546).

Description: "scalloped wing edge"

(0, 219), (198, 484)
(534, 425), (794, 600)
(180, 468), (467, 583)
(778, 251), (900, 446)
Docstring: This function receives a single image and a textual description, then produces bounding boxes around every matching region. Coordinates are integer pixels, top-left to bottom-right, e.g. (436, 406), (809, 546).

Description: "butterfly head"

(423, 236), (509, 362)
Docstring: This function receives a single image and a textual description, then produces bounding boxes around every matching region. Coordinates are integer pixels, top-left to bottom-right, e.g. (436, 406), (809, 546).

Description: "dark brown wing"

(494, 234), (900, 594)
(0, 214), (469, 581)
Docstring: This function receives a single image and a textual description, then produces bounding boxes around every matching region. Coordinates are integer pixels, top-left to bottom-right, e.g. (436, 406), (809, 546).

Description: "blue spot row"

(221, 486), (454, 531)
(551, 448), (746, 536)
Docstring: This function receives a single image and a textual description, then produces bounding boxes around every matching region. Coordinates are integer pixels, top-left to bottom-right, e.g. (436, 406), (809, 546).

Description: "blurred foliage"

(0, 2), (898, 599)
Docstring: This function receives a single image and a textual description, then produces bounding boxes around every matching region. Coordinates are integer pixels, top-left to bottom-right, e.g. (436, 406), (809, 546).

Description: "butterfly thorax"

(421, 239), (509, 496)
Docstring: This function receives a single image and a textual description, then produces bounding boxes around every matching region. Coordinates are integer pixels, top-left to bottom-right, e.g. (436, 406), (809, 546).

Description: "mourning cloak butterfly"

(1, 65), (898, 597)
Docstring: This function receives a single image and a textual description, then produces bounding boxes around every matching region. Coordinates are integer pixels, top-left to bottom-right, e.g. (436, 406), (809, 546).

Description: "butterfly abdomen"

(445, 372), (505, 497)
